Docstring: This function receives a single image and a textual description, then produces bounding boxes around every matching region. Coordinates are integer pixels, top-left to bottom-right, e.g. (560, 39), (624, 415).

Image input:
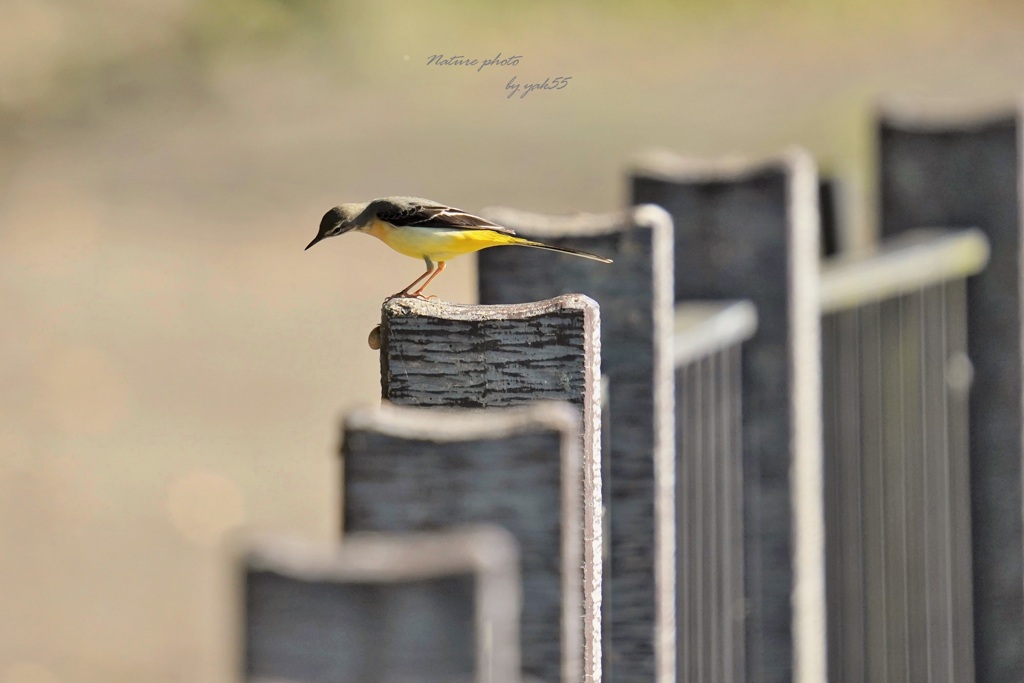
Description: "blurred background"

(2, 1), (1023, 681)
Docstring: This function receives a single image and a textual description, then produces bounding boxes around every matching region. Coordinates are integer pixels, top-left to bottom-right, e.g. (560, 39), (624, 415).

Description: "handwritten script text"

(426, 53), (523, 72)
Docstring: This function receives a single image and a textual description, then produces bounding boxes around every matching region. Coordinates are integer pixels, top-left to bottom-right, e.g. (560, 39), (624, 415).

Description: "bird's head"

(305, 204), (366, 250)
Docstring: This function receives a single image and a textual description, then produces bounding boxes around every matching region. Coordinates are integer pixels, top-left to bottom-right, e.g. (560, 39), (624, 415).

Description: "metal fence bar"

(858, 301), (887, 682)
(678, 359), (698, 683)
(723, 342), (743, 679)
(879, 295), (909, 682)
(878, 105), (1023, 683)
(821, 311), (843, 680)
(920, 283), (953, 683)
(945, 279), (976, 683)
(902, 289), (927, 682)
(836, 306), (866, 683)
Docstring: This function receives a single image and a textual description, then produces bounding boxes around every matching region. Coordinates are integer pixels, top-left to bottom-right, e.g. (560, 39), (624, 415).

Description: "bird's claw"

(384, 291), (434, 302)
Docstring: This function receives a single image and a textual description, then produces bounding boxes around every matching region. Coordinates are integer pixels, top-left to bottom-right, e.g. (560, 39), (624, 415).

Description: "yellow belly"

(362, 220), (521, 261)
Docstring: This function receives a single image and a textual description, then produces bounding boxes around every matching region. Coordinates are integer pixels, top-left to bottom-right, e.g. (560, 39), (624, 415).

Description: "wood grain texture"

(242, 526), (520, 683)
(378, 296), (603, 683)
(342, 403), (582, 683)
(477, 205), (676, 683)
(381, 295), (598, 411)
(632, 149), (825, 683)
(879, 104), (1018, 683)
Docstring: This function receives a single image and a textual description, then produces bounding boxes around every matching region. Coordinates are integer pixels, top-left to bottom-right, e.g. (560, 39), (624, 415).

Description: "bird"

(305, 196), (613, 299)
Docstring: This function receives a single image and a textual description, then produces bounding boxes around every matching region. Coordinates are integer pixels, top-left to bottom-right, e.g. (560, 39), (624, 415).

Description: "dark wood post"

(477, 205), (676, 683)
(632, 149), (825, 683)
(243, 526), (520, 683)
(377, 294), (603, 682)
(343, 402), (588, 683)
(878, 103), (1023, 683)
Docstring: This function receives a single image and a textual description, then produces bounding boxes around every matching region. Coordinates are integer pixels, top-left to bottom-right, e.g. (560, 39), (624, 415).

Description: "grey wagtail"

(305, 196), (613, 298)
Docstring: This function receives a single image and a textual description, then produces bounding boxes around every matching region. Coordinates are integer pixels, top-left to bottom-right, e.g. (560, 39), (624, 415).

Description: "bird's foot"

(384, 291), (433, 302)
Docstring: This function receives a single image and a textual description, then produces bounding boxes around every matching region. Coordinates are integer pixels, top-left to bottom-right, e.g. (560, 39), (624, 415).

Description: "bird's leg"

(411, 261), (446, 298)
(386, 257), (435, 300)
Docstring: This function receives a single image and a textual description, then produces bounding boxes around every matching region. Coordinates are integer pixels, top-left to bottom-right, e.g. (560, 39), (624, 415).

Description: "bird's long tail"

(513, 239), (613, 264)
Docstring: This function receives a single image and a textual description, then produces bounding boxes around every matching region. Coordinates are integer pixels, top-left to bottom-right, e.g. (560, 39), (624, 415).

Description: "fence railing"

(820, 228), (989, 682)
(673, 300), (758, 683)
(234, 101), (1024, 683)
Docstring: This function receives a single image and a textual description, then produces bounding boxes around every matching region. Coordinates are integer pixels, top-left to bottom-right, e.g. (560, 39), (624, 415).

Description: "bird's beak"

(305, 233), (326, 251)
(306, 223), (357, 250)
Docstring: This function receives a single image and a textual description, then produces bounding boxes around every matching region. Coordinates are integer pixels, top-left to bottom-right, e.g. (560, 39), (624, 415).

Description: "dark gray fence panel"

(820, 228), (988, 683)
(632, 149), (825, 683)
(243, 526), (520, 683)
(378, 294), (602, 683)
(342, 403), (582, 683)
(674, 301), (758, 683)
(879, 108), (1021, 683)
(821, 305), (867, 683)
(477, 205), (675, 683)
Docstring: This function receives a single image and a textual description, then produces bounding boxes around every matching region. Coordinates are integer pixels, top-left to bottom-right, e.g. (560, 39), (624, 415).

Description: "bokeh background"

(2, 1), (1023, 681)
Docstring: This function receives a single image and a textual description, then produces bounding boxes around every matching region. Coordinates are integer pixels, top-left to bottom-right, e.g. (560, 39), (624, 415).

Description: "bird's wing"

(370, 197), (516, 235)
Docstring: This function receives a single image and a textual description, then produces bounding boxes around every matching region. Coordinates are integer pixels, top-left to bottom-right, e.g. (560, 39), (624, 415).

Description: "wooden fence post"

(879, 104), (1023, 683)
(343, 402), (585, 683)
(242, 526), (520, 683)
(377, 294), (603, 683)
(631, 149), (825, 683)
(477, 205), (675, 683)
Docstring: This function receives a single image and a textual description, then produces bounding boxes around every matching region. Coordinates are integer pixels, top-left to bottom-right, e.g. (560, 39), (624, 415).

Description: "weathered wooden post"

(477, 205), (675, 683)
(878, 103), (1024, 683)
(343, 402), (586, 683)
(243, 526), (520, 683)
(376, 294), (603, 683)
(631, 149), (825, 683)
